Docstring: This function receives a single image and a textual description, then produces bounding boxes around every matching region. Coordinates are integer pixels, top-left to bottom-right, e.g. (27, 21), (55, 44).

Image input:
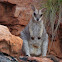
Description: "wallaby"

(20, 5), (48, 57)
(20, 5), (60, 62)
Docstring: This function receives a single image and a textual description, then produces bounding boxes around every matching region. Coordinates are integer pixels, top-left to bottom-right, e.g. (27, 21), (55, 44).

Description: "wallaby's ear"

(40, 8), (47, 12)
(31, 5), (35, 11)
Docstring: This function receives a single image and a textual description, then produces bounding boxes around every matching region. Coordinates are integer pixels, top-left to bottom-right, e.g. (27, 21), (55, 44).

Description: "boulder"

(0, 0), (42, 36)
(0, 25), (23, 57)
(48, 23), (62, 58)
(19, 56), (53, 62)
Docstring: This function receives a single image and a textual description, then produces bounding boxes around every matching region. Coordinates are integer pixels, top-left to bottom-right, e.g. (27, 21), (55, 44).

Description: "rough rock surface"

(0, 52), (17, 62)
(19, 56), (53, 62)
(0, 25), (23, 57)
(0, 53), (54, 62)
(0, 0), (45, 36)
(48, 23), (62, 58)
(0, 53), (62, 62)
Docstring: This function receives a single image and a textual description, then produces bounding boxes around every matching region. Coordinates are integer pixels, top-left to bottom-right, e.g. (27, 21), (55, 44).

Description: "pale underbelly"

(29, 42), (42, 56)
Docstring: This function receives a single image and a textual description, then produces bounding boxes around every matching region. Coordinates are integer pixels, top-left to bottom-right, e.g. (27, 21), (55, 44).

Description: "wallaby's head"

(31, 5), (46, 22)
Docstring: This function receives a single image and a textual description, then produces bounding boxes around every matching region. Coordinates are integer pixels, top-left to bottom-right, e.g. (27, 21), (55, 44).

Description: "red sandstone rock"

(60, 60), (62, 62)
(0, 0), (41, 36)
(26, 57), (53, 62)
(48, 23), (62, 58)
(0, 25), (23, 57)
(0, 0), (62, 60)
(14, 5), (21, 18)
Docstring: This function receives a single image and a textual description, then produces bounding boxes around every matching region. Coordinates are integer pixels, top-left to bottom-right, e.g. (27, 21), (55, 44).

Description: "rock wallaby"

(20, 5), (48, 57)
(20, 5), (60, 62)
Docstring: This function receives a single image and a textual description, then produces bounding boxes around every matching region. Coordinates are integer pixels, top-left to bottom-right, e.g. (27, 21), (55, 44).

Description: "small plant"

(42, 0), (62, 52)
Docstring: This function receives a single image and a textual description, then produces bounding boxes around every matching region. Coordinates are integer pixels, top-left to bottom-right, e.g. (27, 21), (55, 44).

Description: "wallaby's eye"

(34, 13), (36, 16)
(40, 14), (43, 17)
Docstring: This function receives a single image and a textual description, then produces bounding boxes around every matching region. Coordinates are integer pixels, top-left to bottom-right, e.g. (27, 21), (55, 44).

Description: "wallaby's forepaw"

(41, 56), (46, 58)
(26, 55), (29, 56)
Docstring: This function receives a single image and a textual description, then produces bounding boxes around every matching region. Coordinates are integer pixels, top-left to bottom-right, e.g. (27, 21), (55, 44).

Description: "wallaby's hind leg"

(42, 34), (48, 56)
(23, 40), (30, 56)
(20, 32), (30, 57)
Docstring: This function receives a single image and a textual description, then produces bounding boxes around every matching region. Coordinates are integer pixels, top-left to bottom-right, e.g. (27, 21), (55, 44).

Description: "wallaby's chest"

(32, 23), (41, 35)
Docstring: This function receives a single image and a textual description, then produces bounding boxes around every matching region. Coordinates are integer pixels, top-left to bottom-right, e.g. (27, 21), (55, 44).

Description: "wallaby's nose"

(37, 18), (39, 21)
